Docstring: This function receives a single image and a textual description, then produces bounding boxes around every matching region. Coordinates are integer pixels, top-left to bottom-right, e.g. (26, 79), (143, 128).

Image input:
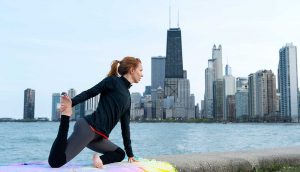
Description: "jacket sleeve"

(71, 77), (114, 107)
(120, 106), (134, 158)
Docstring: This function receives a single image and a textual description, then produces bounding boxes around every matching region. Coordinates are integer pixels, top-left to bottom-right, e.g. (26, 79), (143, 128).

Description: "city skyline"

(1, 0), (300, 119)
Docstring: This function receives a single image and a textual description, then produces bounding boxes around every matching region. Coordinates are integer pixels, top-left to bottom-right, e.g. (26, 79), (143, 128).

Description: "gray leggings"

(48, 116), (125, 168)
(66, 118), (118, 161)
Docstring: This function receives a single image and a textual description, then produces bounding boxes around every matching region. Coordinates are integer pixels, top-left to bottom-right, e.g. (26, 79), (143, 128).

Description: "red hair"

(107, 56), (141, 77)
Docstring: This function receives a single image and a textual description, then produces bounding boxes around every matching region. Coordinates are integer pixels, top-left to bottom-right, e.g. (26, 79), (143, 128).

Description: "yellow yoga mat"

(0, 159), (177, 172)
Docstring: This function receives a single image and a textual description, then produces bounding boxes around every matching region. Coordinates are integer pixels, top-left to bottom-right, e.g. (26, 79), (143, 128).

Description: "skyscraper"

(235, 77), (249, 121)
(163, 27), (194, 119)
(154, 87), (164, 119)
(278, 43), (299, 122)
(265, 70), (277, 121)
(51, 93), (60, 121)
(68, 88), (76, 98)
(204, 59), (215, 118)
(143, 86), (151, 96)
(142, 95), (152, 119)
(151, 56), (165, 90)
(235, 89), (248, 121)
(188, 94), (196, 119)
(68, 88), (77, 121)
(213, 80), (223, 120)
(248, 70), (277, 121)
(256, 70), (276, 121)
(225, 63), (232, 76)
(204, 44), (225, 120)
(151, 56), (165, 119)
(165, 28), (183, 78)
(226, 95), (236, 122)
(23, 88), (35, 120)
(130, 92), (143, 120)
(223, 64), (236, 121)
(212, 44), (224, 120)
(236, 77), (248, 90)
(212, 44), (223, 80)
(248, 73), (256, 120)
(164, 28), (184, 100)
(174, 77), (192, 119)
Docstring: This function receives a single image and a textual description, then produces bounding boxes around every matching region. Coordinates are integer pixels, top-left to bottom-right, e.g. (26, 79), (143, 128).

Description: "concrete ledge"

(151, 146), (300, 172)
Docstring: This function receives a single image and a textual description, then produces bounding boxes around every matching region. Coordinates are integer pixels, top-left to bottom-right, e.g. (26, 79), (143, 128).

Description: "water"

(1, 122), (300, 165)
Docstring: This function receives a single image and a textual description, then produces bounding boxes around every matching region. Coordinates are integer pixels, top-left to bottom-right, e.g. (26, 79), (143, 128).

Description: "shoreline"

(152, 146), (300, 172)
(1, 118), (299, 124)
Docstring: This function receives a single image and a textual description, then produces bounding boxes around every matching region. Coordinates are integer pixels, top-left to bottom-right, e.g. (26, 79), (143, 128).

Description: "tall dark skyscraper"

(165, 28), (183, 78)
(151, 56), (165, 90)
(164, 27), (184, 99)
(23, 88), (35, 120)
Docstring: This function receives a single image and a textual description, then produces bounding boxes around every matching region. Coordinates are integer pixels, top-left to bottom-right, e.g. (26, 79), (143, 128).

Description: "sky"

(1, 0), (300, 119)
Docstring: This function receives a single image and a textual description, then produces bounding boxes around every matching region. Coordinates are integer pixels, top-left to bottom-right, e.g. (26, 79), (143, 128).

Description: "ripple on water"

(1, 122), (300, 164)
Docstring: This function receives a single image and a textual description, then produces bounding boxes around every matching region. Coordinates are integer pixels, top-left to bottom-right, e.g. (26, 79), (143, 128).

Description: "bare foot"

(60, 95), (72, 117)
(93, 153), (103, 168)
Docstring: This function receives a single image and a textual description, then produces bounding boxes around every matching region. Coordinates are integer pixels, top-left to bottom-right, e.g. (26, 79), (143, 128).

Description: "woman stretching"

(48, 56), (143, 168)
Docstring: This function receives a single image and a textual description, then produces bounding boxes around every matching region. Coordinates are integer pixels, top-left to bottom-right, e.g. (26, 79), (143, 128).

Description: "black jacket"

(71, 76), (133, 157)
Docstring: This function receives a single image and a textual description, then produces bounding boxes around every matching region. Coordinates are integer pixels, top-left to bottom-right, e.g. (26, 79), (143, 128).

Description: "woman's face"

(131, 63), (143, 83)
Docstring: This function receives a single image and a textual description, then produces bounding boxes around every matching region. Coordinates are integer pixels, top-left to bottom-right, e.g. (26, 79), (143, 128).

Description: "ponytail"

(107, 56), (141, 77)
(107, 60), (120, 77)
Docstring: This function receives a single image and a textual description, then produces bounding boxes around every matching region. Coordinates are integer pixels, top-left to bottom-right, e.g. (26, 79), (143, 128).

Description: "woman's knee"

(48, 153), (66, 168)
(115, 148), (126, 162)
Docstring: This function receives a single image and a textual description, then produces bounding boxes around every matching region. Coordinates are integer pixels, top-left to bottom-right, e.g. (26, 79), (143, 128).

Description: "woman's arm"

(71, 77), (114, 107)
(120, 107), (134, 159)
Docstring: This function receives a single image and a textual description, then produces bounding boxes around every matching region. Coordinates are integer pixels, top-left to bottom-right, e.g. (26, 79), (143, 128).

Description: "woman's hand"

(60, 95), (72, 117)
(128, 157), (138, 163)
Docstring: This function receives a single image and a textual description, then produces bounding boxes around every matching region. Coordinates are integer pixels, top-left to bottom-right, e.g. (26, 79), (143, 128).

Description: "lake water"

(1, 122), (300, 165)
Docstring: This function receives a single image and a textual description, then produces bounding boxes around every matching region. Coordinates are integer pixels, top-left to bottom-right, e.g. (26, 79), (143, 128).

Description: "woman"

(48, 56), (143, 168)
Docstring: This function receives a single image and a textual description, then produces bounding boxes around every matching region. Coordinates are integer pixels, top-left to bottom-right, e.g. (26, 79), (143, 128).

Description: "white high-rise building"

(223, 64), (236, 121)
(204, 59), (215, 118)
(278, 43), (299, 122)
(173, 78), (193, 119)
(68, 88), (76, 98)
(212, 44), (223, 80)
(212, 44), (224, 120)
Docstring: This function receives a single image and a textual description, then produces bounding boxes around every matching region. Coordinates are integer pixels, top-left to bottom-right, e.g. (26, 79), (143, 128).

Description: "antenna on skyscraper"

(169, 0), (171, 28)
(177, 9), (180, 28)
